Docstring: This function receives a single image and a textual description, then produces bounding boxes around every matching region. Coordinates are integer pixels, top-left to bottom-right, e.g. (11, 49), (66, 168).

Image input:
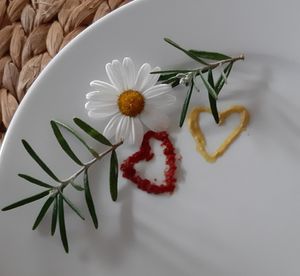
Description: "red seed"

(120, 130), (178, 195)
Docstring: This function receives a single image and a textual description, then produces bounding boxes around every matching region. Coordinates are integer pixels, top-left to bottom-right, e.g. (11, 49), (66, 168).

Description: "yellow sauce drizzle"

(188, 105), (250, 163)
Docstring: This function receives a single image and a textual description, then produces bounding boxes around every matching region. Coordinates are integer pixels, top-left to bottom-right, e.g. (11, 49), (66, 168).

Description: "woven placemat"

(0, 0), (129, 141)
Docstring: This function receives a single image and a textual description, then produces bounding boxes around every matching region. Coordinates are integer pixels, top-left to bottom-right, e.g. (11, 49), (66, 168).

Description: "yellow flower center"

(118, 90), (145, 117)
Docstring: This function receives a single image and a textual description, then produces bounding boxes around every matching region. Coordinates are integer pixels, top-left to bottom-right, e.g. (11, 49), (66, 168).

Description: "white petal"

(134, 63), (151, 91)
(122, 57), (136, 90)
(140, 66), (161, 91)
(89, 80), (119, 95)
(115, 116), (131, 143)
(129, 117), (144, 145)
(105, 60), (126, 91)
(103, 114), (122, 138)
(86, 91), (117, 102)
(128, 118), (135, 145)
(87, 110), (117, 119)
(85, 101), (117, 111)
(140, 107), (170, 131)
(142, 84), (171, 99)
(146, 94), (176, 110)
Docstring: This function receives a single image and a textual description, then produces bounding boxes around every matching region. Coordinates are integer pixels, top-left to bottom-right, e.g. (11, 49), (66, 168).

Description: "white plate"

(1, 0), (300, 275)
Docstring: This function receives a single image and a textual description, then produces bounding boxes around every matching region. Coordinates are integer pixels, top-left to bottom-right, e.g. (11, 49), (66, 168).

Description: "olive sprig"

(2, 118), (123, 253)
(151, 38), (244, 126)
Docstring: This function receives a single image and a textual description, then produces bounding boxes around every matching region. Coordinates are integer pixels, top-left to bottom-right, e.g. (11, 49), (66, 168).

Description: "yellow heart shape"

(188, 105), (250, 163)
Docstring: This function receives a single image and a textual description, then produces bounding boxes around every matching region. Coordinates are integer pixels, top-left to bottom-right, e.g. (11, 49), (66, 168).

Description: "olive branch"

(2, 118), (123, 253)
(151, 38), (244, 126)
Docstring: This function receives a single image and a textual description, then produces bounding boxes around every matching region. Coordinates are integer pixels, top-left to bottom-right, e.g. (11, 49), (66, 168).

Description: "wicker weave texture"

(0, 0), (128, 141)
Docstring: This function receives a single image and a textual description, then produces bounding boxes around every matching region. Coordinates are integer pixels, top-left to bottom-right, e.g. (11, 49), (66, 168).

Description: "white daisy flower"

(85, 57), (176, 145)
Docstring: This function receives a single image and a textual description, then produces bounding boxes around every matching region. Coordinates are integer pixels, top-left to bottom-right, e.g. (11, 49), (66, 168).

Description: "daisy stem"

(57, 140), (123, 191)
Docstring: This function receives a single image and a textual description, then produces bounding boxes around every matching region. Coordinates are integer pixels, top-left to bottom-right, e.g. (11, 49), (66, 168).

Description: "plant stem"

(58, 141), (123, 190)
(204, 54), (244, 71)
(189, 54), (244, 75)
(151, 54), (244, 75)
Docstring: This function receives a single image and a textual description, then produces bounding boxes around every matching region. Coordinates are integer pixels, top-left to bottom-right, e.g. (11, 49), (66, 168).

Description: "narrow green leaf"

(18, 174), (54, 188)
(59, 191), (85, 220)
(207, 70), (219, 124)
(110, 150), (118, 201)
(2, 190), (50, 211)
(207, 69), (214, 86)
(32, 196), (54, 230)
(70, 181), (85, 191)
(161, 77), (181, 88)
(51, 196), (58, 235)
(188, 50), (231, 61)
(22, 140), (60, 182)
(51, 120), (98, 158)
(84, 169), (98, 229)
(171, 79), (180, 88)
(215, 62), (233, 94)
(179, 81), (194, 127)
(73, 118), (112, 146)
(192, 73), (201, 92)
(164, 38), (209, 65)
(152, 69), (191, 75)
(198, 71), (218, 99)
(58, 194), (68, 253)
(161, 77), (178, 84)
(157, 73), (177, 81)
(50, 121), (83, 166)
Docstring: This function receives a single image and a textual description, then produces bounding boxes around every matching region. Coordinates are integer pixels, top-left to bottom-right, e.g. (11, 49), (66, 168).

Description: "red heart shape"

(120, 131), (177, 194)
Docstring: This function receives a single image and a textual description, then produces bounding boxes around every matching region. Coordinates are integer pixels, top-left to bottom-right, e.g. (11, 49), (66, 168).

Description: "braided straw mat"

(0, 0), (129, 142)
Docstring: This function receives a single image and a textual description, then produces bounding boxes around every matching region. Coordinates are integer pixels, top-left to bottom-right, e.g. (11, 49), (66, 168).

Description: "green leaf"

(32, 196), (55, 230)
(18, 174), (54, 189)
(215, 62), (233, 94)
(171, 79), (180, 88)
(58, 194), (68, 253)
(198, 71), (218, 99)
(73, 118), (112, 146)
(152, 69), (191, 75)
(192, 73), (201, 92)
(110, 150), (118, 201)
(51, 120), (98, 158)
(161, 75), (182, 87)
(161, 78), (181, 88)
(84, 169), (98, 229)
(164, 38), (209, 65)
(51, 196), (58, 235)
(22, 140), (60, 182)
(188, 50), (231, 61)
(157, 73), (178, 81)
(50, 121), (83, 166)
(207, 70), (219, 124)
(179, 81), (194, 127)
(70, 181), (85, 191)
(2, 190), (50, 211)
(161, 77), (178, 84)
(59, 191), (85, 220)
